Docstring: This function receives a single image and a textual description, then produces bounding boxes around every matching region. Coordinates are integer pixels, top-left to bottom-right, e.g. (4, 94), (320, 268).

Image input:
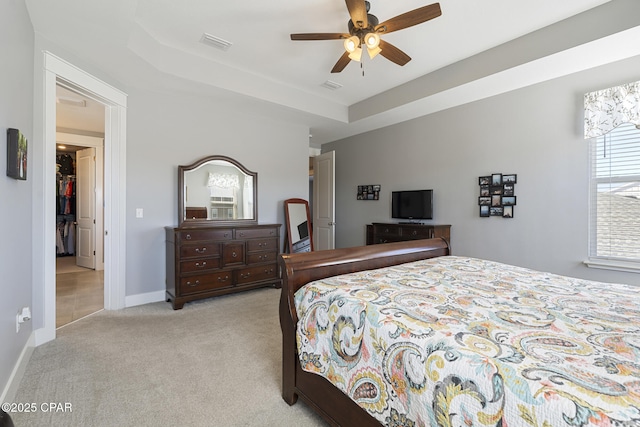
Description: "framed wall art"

(357, 185), (380, 200)
(478, 173), (517, 218)
(7, 128), (27, 180)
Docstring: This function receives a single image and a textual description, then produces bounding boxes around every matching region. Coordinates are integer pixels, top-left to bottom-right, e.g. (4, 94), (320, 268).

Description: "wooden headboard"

(279, 237), (450, 321)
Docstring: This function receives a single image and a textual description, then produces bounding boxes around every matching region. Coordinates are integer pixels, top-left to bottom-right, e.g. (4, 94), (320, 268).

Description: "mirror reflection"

(179, 156), (257, 226)
(284, 198), (313, 253)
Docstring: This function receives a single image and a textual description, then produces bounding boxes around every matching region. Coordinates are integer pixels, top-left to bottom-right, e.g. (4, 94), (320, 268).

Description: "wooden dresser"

(166, 224), (281, 309)
(367, 223), (451, 246)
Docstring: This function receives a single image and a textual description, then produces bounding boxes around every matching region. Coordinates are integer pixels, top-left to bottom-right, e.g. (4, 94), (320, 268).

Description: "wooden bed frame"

(278, 238), (450, 426)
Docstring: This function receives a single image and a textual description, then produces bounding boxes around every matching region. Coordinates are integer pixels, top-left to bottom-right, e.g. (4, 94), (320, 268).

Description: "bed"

(278, 238), (640, 427)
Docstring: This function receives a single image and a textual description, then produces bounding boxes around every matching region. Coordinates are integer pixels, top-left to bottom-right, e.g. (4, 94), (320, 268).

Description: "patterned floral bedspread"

(294, 256), (640, 427)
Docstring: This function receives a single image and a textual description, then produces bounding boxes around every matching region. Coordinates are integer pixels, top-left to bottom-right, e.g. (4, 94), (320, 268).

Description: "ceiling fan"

(290, 0), (442, 73)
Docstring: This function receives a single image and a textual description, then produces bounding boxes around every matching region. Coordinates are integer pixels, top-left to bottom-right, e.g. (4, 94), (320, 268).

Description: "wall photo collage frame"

(357, 185), (380, 200)
(478, 173), (517, 218)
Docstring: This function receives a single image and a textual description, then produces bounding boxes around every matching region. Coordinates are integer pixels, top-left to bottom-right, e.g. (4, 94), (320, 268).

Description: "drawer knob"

(187, 280), (200, 287)
(195, 262), (207, 268)
(239, 232), (245, 237)
(185, 234), (192, 240)
(241, 272), (251, 279)
(195, 247), (207, 253)
(232, 251), (238, 258)
(260, 254), (269, 260)
(218, 275), (229, 282)
(412, 230), (417, 235)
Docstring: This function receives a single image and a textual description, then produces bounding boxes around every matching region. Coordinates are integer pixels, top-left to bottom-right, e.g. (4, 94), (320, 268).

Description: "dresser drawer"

(235, 227), (279, 239)
(246, 238), (278, 253)
(179, 229), (233, 242)
(247, 251), (277, 265)
(179, 272), (233, 294)
(222, 242), (245, 266)
(180, 257), (220, 273)
(374, 225), (400, 238)
(179, 243), (220, 259)
(236, 264), (278, 285)
(400, 227), (433, 239)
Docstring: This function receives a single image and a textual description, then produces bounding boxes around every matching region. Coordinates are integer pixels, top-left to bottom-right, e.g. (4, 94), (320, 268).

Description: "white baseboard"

(125, 290), (165, 308)
(1, 332), (35, 404)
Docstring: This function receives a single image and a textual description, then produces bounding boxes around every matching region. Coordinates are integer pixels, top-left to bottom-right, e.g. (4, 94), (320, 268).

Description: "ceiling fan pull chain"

(361, 62), (364, 77)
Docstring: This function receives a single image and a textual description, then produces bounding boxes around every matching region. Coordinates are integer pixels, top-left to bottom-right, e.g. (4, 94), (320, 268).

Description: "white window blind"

(589, 122), (640, 263)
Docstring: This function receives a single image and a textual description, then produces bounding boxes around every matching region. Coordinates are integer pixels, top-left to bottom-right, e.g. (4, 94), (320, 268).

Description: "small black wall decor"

(478, 173), (516, 218)
(357, 185), (380, 200)
(7, 128), (28, 180)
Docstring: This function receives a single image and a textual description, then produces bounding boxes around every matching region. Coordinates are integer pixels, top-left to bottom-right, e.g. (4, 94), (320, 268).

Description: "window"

(589, 122), (640, 265)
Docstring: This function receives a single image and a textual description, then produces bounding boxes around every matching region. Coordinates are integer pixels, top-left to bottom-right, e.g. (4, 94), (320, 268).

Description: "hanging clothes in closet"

(56, 172), (76, 256)
(57, 174), (75, 215)
(56, 217), (75, 256)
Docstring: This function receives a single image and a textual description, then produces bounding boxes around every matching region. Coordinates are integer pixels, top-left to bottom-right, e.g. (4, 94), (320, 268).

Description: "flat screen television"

(391, 189), (433, 220)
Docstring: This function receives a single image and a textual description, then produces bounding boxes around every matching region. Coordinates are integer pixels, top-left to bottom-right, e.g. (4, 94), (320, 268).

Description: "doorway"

(34, 52), (128, 346)
(55, 87), (106, 327)
(312, 151), (336, 250)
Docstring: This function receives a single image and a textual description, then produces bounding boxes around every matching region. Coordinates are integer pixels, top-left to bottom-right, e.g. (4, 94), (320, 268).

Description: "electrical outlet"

(16, 307), (31, 333)
(136, 208), (143, 218)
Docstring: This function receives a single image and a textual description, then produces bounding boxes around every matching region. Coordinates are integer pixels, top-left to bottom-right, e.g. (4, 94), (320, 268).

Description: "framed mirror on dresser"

(166, 155), (281, 309)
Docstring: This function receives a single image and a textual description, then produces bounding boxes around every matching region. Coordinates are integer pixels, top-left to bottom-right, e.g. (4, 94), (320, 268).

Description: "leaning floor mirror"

(283, 198), (313, 253)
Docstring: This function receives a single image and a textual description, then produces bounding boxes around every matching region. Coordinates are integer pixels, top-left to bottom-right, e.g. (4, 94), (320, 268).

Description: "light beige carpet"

(12, 288), (326, 426)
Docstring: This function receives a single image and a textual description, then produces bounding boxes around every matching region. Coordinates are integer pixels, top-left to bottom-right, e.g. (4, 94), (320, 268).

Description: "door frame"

(34, 52), (127, 345)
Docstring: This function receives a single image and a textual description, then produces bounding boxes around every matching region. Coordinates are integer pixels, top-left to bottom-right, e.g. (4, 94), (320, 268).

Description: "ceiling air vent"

(201, 33), (233, 51)
(321, 80), (343, 90)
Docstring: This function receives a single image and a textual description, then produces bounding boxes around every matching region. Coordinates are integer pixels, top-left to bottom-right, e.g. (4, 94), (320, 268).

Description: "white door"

(313, 151), (335, 250)
(76, 147), (96, 269)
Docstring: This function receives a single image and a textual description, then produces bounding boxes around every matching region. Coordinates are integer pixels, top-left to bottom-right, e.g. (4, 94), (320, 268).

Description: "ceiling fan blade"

(345, 0), (368, 29)
(331, 51), (352, 73)
(379, 39), (411, 66)
(375, 3), (441, 34)
(291, 33), (348, 41)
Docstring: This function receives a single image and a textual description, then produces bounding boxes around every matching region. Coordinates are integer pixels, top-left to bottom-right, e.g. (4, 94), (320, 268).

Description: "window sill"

(584, 259), (640, 274)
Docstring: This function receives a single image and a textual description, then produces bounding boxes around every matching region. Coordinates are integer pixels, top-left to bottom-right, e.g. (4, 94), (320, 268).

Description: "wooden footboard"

(278, 238), (450, 426)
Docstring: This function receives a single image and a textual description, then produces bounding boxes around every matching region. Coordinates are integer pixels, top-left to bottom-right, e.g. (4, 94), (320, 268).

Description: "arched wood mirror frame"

(284, 198), (313, 253)
(178, 155), (258, 227)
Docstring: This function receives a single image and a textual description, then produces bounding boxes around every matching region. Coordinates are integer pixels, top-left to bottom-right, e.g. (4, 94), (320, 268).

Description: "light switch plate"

(136, 208), (143, 218)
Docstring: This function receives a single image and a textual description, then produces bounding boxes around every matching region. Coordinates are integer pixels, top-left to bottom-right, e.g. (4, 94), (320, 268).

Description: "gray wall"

(3, 12), (309, 395)
(125, 87), (309, 297)
(0, 0), (34, 398)
(324, 55), (640, 287)
(29, 30), (310, 302)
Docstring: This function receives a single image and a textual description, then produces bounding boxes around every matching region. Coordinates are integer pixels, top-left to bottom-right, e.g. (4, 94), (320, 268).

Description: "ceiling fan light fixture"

(289, 1), (442, 72)
(364, 32), (380, 49)
(344, 35), (360, 53)
(367, 45), (381, 59)
(348, 47), (362, 62)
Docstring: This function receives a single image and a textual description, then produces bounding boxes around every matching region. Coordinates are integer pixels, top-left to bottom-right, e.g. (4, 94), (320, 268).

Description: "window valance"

(584, 80), (640, 139)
